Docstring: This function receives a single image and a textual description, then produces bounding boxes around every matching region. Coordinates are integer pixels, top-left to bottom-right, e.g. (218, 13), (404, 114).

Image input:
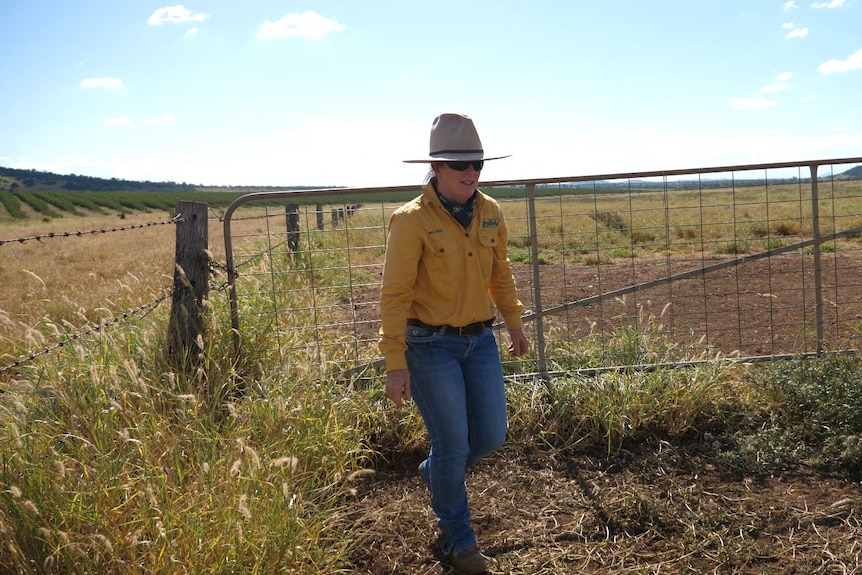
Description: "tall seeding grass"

(5, 186), (862, 572)
(3, 283), (862, 573)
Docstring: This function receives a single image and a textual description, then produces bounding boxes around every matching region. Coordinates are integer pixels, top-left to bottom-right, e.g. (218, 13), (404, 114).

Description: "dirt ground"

(506, 246), (862, 360)
(346, 246), (862, 574)
(347, 443), (861, 574)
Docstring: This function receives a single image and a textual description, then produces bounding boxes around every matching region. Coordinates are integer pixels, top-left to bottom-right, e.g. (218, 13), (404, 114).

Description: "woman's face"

(433, 161), (482, 205)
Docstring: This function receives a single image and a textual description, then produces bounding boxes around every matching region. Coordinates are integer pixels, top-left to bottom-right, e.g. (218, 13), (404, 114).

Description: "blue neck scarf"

(433, 178), (477, 229)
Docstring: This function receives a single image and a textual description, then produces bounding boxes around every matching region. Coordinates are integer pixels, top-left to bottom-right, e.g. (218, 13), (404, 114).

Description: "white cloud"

(104, 116), (132, 126)
(781, 22), (794, 29)
(762, 82), (791, 93)
(762, 72), (793, 92)
(146, 114), (174, 125)
(730, 96), (777, 111)
(818, 48), (862, 73)
(186, 27), (198, 37)
(786, 26), (809, 39)
(258, 11), (346, 40)
(812, 0), (846, 8)
(80, 77), (124, 89)
(148, 5), (207, 26)
(784, 1), (799, 9)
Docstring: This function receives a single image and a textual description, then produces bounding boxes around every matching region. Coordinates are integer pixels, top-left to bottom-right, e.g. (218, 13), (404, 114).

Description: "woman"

(379, 113), (529, 574)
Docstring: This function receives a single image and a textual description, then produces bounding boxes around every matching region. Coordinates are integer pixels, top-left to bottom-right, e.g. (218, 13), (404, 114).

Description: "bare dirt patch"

(347, 441), (862, 574)
(348, 247), (862, 574)
(507, 247), (862, 358)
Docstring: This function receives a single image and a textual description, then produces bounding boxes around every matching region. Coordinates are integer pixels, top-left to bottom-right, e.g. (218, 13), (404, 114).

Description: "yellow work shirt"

(378, 182), (524, 372)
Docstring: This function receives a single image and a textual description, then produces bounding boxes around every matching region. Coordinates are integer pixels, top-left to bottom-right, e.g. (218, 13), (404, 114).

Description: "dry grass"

(1, 213), (176, 298)
(0, 209), (249, 365)
(4, 190), (862, 574)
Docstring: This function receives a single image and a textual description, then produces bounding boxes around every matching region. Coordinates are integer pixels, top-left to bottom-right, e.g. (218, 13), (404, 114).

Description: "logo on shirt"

(482, 218), (499, 229)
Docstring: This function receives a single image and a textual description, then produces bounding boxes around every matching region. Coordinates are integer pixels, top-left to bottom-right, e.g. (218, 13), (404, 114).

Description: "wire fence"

(0, 216), (181, 246)
(4, 158), (862, 382)
(222, 157), (862, 381)
(0, 208), (294, 376)
(0, 290), (172, 376)
(0, 217), (180, 376)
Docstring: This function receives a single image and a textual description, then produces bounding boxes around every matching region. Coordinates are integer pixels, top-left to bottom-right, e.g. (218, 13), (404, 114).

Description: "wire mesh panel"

(484, 162), (862, 375)
(224, 193), (404, 378)
(223, 158), (862, 381)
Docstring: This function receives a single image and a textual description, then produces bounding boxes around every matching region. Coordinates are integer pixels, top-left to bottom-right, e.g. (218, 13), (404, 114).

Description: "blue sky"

(1, 1), (861, 187)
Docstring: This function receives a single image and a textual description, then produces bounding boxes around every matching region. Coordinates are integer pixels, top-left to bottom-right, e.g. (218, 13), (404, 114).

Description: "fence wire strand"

(220, 157), (862, 381)
(0, 288), (173, 377)
(0, 214), (182, 247)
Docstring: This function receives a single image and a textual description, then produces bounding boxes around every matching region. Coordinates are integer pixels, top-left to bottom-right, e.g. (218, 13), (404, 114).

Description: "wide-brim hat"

(403, 113), (511, 163)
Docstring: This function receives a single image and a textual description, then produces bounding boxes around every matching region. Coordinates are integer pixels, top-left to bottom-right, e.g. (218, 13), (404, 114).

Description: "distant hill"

(0, 166), (196, 192)
(0, 166), (330, 193)
(837, 165), (862, 180)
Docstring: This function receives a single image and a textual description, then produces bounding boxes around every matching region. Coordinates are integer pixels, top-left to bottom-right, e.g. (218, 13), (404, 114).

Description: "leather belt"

(407, 318), (494, 336)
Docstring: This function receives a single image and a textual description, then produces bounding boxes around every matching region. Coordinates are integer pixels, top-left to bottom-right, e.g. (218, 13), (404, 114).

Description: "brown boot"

(447, 545), (487, 574)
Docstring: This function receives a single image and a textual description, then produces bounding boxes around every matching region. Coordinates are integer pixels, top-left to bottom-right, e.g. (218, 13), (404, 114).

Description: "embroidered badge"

(482, 218), (499, 228)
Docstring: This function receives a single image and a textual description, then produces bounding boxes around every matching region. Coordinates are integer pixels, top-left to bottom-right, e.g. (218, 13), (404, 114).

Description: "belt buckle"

(459, 322), (481, 336)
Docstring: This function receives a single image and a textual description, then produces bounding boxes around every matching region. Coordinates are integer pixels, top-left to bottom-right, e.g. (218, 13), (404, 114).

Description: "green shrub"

(0, 189), (26, 218)
(748, 222), (770, 238)
(716, 355), (862, 475)
(715, 240), (749, 255)
(590, 210), (628, 232)
(15, 191), (62, 218)
(89, 194), (128, 213)
(33, 192), (83, 216)
(66, 193), (107, 214)
(756, 354), (862, 434)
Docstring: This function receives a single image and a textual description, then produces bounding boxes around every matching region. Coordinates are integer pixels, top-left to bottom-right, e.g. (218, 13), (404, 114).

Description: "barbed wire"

(0, 214), (184, 247)
(208, 258), (232, 293)
(0, 288), (173, 376)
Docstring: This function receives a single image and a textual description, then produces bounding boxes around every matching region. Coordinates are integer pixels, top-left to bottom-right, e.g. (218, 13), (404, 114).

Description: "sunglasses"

(445, 160), (484, 172)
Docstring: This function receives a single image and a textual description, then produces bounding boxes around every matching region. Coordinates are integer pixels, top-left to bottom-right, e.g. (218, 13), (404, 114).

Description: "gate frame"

(222, 156), (862, 377)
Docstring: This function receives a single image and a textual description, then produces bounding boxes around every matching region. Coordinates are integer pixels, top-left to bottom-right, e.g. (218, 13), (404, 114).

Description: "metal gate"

(222, 156), (862, 380)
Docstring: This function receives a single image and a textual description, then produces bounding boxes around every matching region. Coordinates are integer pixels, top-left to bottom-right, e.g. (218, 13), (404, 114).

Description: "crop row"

(0, 190), (252, 220)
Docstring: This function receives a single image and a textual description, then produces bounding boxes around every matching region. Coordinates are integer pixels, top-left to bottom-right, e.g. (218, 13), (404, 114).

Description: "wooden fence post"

(168, 200), (209, 373)
(286, 204), (300, 256)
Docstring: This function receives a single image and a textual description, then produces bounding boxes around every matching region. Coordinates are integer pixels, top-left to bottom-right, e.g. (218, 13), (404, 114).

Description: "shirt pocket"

(477, 231), (500, 276)
(426, 234), (461, 287)
(428, 235), (459, 258)
(478, 231), (500, 249)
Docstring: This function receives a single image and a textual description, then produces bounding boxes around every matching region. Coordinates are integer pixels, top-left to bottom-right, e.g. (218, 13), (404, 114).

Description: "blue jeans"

(405, 324), (508, 555)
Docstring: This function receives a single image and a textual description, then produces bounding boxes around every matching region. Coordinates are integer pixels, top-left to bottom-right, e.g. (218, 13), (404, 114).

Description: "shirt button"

(468, 252), (473, 256)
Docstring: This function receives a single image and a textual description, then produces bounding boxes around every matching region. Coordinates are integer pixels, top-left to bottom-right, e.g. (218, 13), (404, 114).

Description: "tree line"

(0, 166), (196, 192)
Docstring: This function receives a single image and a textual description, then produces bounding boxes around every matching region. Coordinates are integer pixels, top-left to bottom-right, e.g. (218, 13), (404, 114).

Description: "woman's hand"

(385, 369), (412, 406)
(507, 328), (529, 357)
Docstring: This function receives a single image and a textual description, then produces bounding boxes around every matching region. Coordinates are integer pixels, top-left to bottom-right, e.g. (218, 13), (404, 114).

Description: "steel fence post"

(810, 163), (824, 355)
(526, 183), (547, 377)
